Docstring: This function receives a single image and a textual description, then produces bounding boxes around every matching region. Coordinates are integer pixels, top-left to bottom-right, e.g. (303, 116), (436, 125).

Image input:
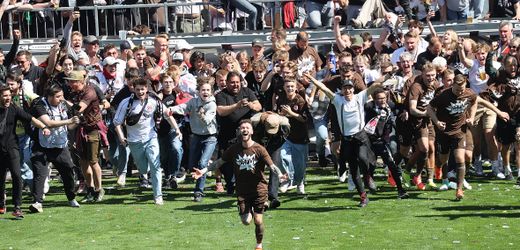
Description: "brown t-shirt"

(288, 46), (323, 72)
(430, 87), (477, 137)
(73, 85), (102, 130)
(143, 52), (173, 80)
(274, 93), (308, 144)
(405, 77), (438, 128)
(481, 77), (520, 116)
(222, 142), (274, 196)
(324, 73), (366, 94)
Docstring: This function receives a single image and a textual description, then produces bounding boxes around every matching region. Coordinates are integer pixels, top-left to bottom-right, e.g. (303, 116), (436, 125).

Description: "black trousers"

(370, 140), (404, 192)
(0, 148), (22, 208)
(31, 144), (76, 203)
(339, 131), (374, 195)
(267, 147), (281, 201)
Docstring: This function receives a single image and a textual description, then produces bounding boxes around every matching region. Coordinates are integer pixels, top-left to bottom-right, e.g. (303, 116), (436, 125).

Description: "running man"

(192, 119), (286, 250)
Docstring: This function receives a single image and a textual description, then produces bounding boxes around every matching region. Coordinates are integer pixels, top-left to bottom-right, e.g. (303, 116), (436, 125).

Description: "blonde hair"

(236, 50), (252, 72)
(444, 29), (458, 50)
(166, 65), (181, 81)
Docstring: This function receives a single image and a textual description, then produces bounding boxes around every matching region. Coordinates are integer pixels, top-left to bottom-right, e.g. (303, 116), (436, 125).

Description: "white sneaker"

(448, 181), (458, 190)
(463, 179), (472, 190)
(348, 174), (355, 191)
(338, 170), (347, 183)
(297, 183), (305, 194)
(495, 171), (506, 180)
(438, 184), (449, 191)
(116, 174), (126, 187)
(287, 184), (297, 191)
(175, 173), (186, 184)
(279, 182), (289, 193)
(154, 196), (164, 205)
(69, 199), (80, 208)
(29, 202), (43, 213)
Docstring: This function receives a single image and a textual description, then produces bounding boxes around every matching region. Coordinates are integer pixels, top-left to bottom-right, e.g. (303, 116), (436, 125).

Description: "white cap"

(175, 40), (194, 51)
(102, 56), (119, 66)
(172, 52), (184, 61)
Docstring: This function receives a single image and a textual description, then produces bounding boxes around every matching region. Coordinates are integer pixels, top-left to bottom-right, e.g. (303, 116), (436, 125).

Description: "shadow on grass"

(415, 205), (520, 220)
(416, 212), (520, 220)
(432, 205), (520, 211)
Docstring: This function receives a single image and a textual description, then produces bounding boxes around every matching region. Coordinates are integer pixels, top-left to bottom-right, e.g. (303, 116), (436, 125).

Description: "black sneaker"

(81, 191), (95, 203)
(398, 191), (410, 199)
(94, 188), (105, 202)
(516, 176), (520, 186)
(168, 176), (178, 189)
(505, 173), (514, 181)
(193, 192), (203, 202)
(139, 179), (151, 189)
(270, 199), (281, 209)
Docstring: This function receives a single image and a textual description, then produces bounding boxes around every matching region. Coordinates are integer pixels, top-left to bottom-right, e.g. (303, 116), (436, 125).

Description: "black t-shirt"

(0, 105), (33, 152)
(23, 65), (45, 95)
(110, 85), (132, 110)
(245, 71), (264, 101)
(263, 73), (284, 112)
(158, 92), (184, 136)
(215, 87), (258, 143)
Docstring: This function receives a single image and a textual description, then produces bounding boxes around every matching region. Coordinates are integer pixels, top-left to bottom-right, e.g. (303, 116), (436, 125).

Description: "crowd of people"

(2, 1), (520, 249)
(2, 0), (520, 39)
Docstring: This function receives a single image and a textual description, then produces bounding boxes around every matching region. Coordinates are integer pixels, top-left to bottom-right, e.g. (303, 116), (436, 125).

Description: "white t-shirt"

(468, 59), (488, 94)
(332, 90), (368, 136)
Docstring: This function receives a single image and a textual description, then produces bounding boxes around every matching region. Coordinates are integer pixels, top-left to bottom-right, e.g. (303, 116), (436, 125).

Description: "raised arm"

(304, 72), (335, 100)
(425, 11), (437, 37)
(333, 16), (348, 52)
(260, 70), (277, 92)
(457, 39), (473, 68)
(4, 29), (20, 67)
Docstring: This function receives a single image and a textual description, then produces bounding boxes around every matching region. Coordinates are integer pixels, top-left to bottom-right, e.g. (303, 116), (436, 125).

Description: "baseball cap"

(342, 79), (354, 87)
(351, 35), (363, 48)
(252, 38), (264, 47)
(84, 35), (99, 44)
(64, 71), (85, 81)
(120, 40), (133, 51)
(102, 56), (119, 66)
(175, 40), (194, 51)
(172, 52), (184, 61)
(264, 114), (280, 135)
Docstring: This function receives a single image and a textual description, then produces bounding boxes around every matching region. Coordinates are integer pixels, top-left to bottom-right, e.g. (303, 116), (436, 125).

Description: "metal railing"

(1, 0), (299, 40)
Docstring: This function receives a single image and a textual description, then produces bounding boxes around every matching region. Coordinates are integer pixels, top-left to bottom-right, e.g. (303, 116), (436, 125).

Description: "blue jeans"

(128, 138), (162, 198)
(447, 6), (468, 21)
(312, 115), (329, 157)
(18, 134), (33, 187)
(108, 130), (129, 176)
(229, 0), (258, 30)
(158, 130), (183, 179)
(188, 134), (217, 194)
(305, 0), (333, 28)
(280, 139), (308, 186)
